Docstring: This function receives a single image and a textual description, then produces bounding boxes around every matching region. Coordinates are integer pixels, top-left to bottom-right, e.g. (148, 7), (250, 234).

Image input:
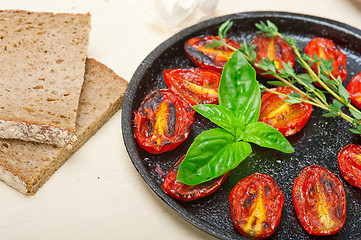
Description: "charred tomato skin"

(134, 89), (194, 154)
(293, 165), (346, 236)
(338, 143), (361, 189)
(347, 72), (361, 109)
(304, 37), (347, 84)
(253, 35), (295, 78)
(259, 86), (313, 136)
(229, 173), (284, 240)
(184, 35), (240, 73)
(163, 68), (221, 106)
(161, 155), (229, 201)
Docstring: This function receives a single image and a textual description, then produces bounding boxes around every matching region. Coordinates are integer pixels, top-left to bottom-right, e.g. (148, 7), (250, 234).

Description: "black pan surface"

(122, 11), (361, 239)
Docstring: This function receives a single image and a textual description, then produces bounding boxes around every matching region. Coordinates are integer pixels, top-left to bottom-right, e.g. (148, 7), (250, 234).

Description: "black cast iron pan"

(122, 11), (361, 239)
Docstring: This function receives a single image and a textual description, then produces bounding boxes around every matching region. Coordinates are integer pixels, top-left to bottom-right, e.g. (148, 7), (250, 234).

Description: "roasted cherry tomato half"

(253, 35), (295, 78)
(229, 173), (284, 239)
(134, 89), (194, 154)
(161, 155), (229, 201)
(347, 72), (361, 109)
(293, 165), (346, 236)
(163, 68), (221, 106)
(259, 87), (313, 136)
(184, 35), (240, 73)
(304, 37), (347, 84)
(338, 143), (361, 189)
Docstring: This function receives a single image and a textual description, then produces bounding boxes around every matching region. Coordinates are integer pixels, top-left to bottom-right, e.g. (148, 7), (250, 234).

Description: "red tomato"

(161, 155), (229, 201)
(134, 89), (194, 154)
(253, 35), (295, 78)
(293, 165), (346, 236)
(338, 143), (361, 189)
(163, 68), (221, 106)
(347, 72), (361, 109)
(229, 173), (284, 239)
(184, 35), (240, 73)
(259, 87), (313, 136)
(304, 37), (347, 84)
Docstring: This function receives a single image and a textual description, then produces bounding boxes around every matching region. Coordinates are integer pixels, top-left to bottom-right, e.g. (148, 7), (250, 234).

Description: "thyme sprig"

(210, 20), (361, 134)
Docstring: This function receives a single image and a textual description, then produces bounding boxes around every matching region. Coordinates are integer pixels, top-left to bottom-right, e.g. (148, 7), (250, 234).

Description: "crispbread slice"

(0, 10), (91, 147)
(0, 58), (128, 195)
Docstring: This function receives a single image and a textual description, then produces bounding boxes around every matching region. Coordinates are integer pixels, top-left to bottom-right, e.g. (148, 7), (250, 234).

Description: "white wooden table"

(0, 0), (360, 239)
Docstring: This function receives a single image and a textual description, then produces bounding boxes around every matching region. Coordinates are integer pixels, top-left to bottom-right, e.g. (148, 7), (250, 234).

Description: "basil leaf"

(177, 128), (252, 185)
(193, 104), (238, 134)
(266, 20), (279, 33)
(315, 89), (327, 103)
(240, 40), (257, 64)
(244, 122), (294, 153)
(350, 108), (361, 120)
(289, 91), (303, 99)
(284, 98), (303, 104)
(323, 111), (339, 118)
(320, 58), (333, 73)
(297, 73), (316, 84)
(282, 61), (296, 78)
(349, 128), (361, 134)
(267, 80), (288, 87)
(219, 50), (260, 125)
(218, 20), (233, 40)
(205, 39), (223, 48)
(338, 83), (350, 103)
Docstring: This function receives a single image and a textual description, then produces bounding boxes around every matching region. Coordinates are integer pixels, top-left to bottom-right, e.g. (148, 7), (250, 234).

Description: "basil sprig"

(177, 50), (294, 185)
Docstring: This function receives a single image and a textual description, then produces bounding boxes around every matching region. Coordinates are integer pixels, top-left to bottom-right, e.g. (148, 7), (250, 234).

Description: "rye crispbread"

(0, 58), (128, 195)
(0, 10), (91, 147)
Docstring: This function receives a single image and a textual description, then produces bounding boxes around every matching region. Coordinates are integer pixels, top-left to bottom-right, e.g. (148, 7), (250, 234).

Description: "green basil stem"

(227, 41), (326, 109)
(264, 88), (324, 110)
(264, 88), (354, 124)
(293, 75), (329, 106)
(324, 67), (361, 116)
(217, 27), (361, 130)
(220, 41), (327, 107)
(296, 79), (327, 106)
(273, 72), (326, 107)
(223, 43), (237, 52)
(295, 50), (346, 107)
(268, 51), (358, 127)
(294, 44), (361, 119)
